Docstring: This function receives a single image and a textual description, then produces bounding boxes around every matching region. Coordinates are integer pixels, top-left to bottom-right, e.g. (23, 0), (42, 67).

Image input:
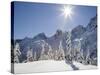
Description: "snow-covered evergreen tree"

(58, 41), (65, 60)
(40, 43), (45, 60)
(34, 52), (37, 61)
(27, 47), (33, 62)
(48, 45), (53, 59)
(86, 48), (91, 64)
(65, 32), (72, 63)
(74, 38), (83, 62)
(14, 43), (21, 63)
(39, 43), (47, 60)
(54, 50), (58, 60)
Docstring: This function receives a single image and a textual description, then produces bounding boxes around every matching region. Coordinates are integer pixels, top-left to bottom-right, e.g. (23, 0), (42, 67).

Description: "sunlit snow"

(14, 60), (97, 74)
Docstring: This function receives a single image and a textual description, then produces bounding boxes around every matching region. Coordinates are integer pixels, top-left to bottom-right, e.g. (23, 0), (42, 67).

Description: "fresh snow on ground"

(14, 60), (97, 74)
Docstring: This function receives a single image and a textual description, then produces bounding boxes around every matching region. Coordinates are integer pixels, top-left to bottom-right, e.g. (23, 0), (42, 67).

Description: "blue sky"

(13, 2), (97, 39)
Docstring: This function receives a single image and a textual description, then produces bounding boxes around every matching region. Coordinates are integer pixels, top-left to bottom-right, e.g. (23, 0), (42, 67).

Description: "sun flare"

(61, 5), (73, 19)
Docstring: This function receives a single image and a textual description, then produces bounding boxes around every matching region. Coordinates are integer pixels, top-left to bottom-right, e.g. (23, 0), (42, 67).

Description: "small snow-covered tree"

(48, 44), (53, 59)
(14, 43), (21, 63)
(39, 43), (46, 60)
(34, 52), (37, 61)
(54, 50), (58, 60)
(86, 48), (91, 64)
(74, 38), (83, 62)
(27, 47), (33, 62)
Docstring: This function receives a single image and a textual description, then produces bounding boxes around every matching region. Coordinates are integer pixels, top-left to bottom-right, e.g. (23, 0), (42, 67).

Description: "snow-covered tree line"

(63, 32), (88, 64)
(13, 40), (65, 63)
(39, 40), (65, 61)
(63, 31), (97, 65)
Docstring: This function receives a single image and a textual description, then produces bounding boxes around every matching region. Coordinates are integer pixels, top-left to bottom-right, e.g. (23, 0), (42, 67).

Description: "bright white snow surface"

(14, 60), (97, 74)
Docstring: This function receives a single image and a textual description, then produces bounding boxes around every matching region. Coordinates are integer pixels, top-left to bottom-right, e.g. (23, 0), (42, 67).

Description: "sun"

(63, 6), (72, 18)
(61, 5), (73, 19)
(57, 5), (74, 30)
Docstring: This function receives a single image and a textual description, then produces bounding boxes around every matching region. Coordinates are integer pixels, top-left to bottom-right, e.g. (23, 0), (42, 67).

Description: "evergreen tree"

(86, 48), (90, 64)
(54, 50), (58, 60)
(14, 43), (21, 63)
(39, 43), (46, 60)
(65, 32), (72, 63)
(74, 38), (83, 62)
(58, 41), (65, 60)
(27, 47), (33, 62)
(48, 44), (53, 59)
(34, 52), (37, 61)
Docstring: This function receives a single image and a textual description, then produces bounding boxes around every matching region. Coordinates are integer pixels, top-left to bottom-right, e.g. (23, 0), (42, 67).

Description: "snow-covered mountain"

(32, 32), (47, 41)
(14, 15), (97, 65)
(71, 25), (86, 40)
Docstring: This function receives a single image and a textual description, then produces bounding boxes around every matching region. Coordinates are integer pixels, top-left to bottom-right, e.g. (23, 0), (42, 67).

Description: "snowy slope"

(14, 60), (97, 74)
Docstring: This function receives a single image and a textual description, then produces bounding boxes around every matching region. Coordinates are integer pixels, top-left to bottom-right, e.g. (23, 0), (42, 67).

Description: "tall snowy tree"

(58, 40), (65, 60)
(27, 47), (33, 62)
(14, 43), (21, 63)
(65, 31), (72, 63)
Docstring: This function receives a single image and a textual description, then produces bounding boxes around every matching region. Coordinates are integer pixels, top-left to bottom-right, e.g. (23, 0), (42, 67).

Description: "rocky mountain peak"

(33, 32), (47, 41)
(86, 15), (97, 32)
(71, 25), (86, 40)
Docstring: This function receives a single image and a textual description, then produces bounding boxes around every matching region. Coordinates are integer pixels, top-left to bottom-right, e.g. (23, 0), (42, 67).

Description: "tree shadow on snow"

(65, 60), (79, 70)
(70, 64), (79, 70)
